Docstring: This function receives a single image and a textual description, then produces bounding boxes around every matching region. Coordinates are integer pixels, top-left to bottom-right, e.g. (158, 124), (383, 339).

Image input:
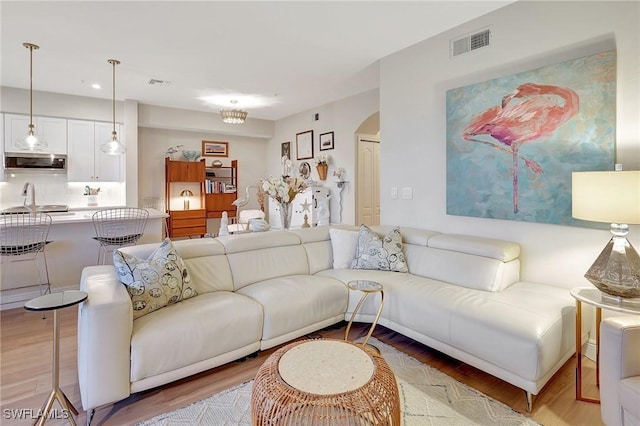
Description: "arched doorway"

(355, 112), (380, 226)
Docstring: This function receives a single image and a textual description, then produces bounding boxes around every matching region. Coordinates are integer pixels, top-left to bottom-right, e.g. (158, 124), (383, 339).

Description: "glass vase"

(279, 202), (293, 230)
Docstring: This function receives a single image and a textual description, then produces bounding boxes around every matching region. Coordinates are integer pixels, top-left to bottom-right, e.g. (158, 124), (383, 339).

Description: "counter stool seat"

(92, 208), (149, 265)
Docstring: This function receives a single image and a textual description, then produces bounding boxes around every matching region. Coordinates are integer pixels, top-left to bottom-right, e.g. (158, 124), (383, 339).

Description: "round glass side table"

(344, 280), (384, 349)
(24, 290), (88, 426)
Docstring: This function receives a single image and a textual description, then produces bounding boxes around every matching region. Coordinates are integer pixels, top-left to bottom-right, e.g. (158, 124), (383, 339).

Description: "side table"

(344, 280), (384, 348)
(570, 287), (640, 404)
(24, 290), (88, 426)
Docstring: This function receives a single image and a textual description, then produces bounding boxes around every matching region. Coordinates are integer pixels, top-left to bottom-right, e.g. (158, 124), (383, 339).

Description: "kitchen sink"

(1, 204), (70, 214)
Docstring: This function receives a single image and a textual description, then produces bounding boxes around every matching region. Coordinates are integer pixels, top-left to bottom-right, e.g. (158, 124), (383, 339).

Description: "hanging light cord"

(23, 43), (39, 129)
(108, 59), (120, 137)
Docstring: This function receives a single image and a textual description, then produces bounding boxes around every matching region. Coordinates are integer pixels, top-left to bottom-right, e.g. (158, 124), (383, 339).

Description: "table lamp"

(572, 170), (640, 301)
(180, 189), (194, 210)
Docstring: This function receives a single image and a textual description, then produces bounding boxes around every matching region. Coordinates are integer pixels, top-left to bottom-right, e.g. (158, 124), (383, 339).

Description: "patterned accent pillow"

(351, 225), (408, 272)
(113, 238), (197, 319)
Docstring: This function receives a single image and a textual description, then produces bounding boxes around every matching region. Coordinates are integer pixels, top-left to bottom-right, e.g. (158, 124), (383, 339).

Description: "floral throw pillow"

(351, 225), (408, 272)
(113, 238), (197, 319)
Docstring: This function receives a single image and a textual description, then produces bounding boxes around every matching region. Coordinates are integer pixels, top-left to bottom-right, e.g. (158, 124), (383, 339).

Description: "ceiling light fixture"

(16, 43), (47, 151)
(100, 59), (126, 155)
(220, 100), (248, 124)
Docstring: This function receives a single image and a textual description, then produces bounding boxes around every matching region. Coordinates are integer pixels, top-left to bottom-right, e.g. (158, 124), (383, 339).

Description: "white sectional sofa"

(78, 225), (579, 418)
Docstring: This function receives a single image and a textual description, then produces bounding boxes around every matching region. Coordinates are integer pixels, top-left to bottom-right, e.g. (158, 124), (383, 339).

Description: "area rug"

(137, 337), (539, 425)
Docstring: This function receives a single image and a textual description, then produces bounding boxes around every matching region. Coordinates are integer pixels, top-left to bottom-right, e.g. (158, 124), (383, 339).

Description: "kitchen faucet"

(22, 182), (37, 212)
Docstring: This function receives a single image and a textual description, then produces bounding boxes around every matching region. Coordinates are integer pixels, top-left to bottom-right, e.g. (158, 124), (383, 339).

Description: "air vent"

(451, 28), (491, 58)
(148, 78), (171, 86)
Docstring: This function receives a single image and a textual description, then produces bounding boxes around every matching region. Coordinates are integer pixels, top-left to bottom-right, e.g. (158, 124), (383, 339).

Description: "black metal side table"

(25, 290), (88, 426)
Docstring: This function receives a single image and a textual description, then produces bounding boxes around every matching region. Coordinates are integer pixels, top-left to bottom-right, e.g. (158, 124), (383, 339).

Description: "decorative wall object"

(202, 141), (229, 157)
(296, 130), (314, 160)
(446, 50), (616, 226)
(281, 141), (291, 159)
(319, 131), (334, 151)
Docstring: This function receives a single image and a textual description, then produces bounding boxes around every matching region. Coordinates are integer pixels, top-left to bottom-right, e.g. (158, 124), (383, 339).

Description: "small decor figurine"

(302, 213), (311, 228)
(218, 211), (230, 236)
(281, 155), (293, 177)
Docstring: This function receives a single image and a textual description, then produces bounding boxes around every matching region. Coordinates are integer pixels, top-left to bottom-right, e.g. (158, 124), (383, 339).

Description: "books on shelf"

(205, 179), (236, 194)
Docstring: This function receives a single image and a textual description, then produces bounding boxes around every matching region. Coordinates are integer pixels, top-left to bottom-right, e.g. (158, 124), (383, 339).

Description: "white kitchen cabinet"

(67, 119), (124, 182)
(4, 113), (67, 154)
(269, 186), (331, 229)
(0, 113), (4, 182)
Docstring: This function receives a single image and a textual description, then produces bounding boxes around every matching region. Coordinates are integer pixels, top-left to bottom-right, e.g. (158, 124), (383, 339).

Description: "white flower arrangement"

(333, 167), (346, 182)
(261, 175), (307, 204)
(314, 153), (330, 166)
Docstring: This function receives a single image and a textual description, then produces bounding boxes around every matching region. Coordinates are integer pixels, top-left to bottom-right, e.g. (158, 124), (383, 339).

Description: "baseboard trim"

(584, 338), (596, 361)
(1, 284), (79, 310)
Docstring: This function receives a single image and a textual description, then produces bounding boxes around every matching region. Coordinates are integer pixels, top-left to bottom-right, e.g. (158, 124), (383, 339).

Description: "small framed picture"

(281, 141), (291, 159)
(319, 131), (334, 151)
(202, 141), (229, 157)
(296, 130), (314, 160)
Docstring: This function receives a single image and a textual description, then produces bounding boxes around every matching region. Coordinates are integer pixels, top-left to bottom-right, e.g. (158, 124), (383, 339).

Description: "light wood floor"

(1, 306), (603, 425)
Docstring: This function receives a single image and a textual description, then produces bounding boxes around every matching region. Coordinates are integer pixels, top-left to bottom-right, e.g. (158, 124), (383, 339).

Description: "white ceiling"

(1, 1), (513, 121)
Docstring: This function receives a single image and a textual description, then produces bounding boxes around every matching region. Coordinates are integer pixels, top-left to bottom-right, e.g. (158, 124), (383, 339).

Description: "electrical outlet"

(391, 187), (398, 199)
(401, 187), (413, 200)
(313, 113), (319, 121)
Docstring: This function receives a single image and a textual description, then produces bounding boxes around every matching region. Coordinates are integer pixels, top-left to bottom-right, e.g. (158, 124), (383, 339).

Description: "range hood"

(4, 153), (67, 171)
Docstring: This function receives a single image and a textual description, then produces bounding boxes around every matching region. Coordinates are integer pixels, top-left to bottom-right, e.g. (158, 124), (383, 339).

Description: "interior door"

(357, 135), (380, 226)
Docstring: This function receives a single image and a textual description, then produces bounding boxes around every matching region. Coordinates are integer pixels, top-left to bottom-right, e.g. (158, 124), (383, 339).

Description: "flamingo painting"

(463, 83), (579, 213)
(446, 50), (616, 226)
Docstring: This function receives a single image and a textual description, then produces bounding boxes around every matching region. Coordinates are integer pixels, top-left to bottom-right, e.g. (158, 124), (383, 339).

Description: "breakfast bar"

(0, 208), (167, 309)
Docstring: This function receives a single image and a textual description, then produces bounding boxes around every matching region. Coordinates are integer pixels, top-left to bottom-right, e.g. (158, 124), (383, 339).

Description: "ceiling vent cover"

(451, 28), (491, 58)
(148, 78), (171, 86)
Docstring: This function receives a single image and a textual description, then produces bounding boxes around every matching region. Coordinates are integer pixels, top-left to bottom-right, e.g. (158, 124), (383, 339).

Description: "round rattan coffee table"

(251, 338), (400, 425)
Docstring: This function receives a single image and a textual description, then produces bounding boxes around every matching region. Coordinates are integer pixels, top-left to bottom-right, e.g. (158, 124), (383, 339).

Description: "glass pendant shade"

(17, 43), (47, 151)
(572, 171), (640, 300)
(100, 59), (126, 156)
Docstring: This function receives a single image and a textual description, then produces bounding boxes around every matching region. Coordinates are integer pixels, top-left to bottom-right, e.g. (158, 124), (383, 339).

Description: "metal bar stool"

(92, 207), (149, 265)
(0, 212), (53, 298)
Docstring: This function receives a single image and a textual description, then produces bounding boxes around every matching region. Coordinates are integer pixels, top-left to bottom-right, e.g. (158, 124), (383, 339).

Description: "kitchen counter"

(1, 208), (168, 309)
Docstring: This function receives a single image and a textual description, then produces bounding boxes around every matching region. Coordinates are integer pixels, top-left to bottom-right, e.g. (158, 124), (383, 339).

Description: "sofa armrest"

(600, 315), (640, 426)
(78, 265), (133, 410)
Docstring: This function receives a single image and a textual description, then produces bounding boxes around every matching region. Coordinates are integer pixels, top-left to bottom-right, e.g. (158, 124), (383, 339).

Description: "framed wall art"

(296, 130), (314, 160)
(319, 131), (334, 151)
(446, 50), (616, 227)
(281, 141), (291, 159)
(202, 141), (229, 157)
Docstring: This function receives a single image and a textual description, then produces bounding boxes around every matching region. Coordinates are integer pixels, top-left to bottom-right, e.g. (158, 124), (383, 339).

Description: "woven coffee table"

(251, 338), (400, 425)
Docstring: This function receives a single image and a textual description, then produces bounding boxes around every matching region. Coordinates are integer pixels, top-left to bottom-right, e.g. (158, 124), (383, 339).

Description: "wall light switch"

(402, 187), (413, 200)
(391, 186), (398, 199)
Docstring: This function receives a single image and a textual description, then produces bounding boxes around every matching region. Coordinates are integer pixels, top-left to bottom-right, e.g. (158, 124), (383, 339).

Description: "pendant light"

(220, 100), (248, 124)
(100, 59), (126, 155)
(16, 43), (47, 151)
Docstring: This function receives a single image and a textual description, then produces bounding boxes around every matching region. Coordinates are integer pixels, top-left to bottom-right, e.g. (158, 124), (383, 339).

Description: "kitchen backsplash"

(0, 172), (125, 209)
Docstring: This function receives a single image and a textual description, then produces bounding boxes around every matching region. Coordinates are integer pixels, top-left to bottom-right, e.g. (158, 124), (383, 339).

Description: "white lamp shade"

(572, 171), (640, 225)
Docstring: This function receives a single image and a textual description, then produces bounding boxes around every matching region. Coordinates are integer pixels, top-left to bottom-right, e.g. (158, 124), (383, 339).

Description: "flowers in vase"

(261, 175), (307, 204)
(333, 167), (346, 182)
(313, 153), (330, 166)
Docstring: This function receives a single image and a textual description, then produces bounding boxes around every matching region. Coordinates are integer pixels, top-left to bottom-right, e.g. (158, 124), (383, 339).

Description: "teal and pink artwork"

(446, 50), (616, 226)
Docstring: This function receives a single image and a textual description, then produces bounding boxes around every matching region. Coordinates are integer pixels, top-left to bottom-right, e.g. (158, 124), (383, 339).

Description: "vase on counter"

(86, 195), (98, 207)
(278, 201), (293, 230)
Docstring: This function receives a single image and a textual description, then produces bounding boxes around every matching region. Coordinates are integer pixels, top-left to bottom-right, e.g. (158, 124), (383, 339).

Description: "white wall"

(267, 89), (379, 225)
(379, 1), (640, 289)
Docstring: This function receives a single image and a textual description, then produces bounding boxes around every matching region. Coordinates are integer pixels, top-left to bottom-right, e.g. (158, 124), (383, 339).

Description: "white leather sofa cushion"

(120, 238), (233, 294)
(237, 275), (347, 349)
(428, 234), (520, 262)
(227, 245), (309, 290)
(404, 244), (520, 292)
(217, 230), (300, 253)
(130, 291), (263, 383)
(369, 226), (440, 246)
(620, 377), (640, 423)
(449, 281), (574, 383)
(292, 228), (334, 274)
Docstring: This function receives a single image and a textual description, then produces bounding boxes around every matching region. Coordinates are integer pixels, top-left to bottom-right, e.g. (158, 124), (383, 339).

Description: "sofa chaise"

(78, 225), (582, 419)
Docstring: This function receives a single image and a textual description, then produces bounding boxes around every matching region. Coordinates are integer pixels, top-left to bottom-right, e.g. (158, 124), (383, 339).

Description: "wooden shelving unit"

(165, 157), (207, 238)
(205, 160), (238, 219)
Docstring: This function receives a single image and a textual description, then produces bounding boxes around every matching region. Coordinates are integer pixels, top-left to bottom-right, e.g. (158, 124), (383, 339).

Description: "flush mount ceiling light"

(100, 59), (126, 155)
(220, 100), (248, 124)
(16, 42), (47, 151)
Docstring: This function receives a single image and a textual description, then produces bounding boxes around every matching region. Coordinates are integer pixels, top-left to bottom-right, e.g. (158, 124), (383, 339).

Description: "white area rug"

(138, 337), (539, 425)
